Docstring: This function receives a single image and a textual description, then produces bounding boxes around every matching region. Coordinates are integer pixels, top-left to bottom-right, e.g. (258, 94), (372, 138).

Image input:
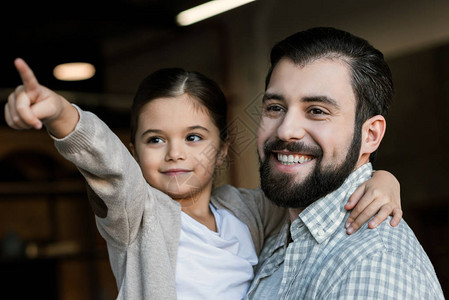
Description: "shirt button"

(317, 229), (325, 237)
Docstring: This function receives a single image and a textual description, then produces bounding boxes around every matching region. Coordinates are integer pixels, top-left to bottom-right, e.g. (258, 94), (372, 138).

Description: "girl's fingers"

(344, 184), (366, 210)
(345, 184), (368, 230)
(14, 58), (40, 95)
(390, 207), (403, 227)
(30, 99), (58, 125)
(6, 58), (55, 131)
(7, 85), (42, 129)
(367, 204), (391, 229)
(5, 102), (31, 129)
(4, 103), (15, 128)
(346, 194), (389, 234)
(345, 187), (379, 229)
(346, 203), (378, 234)
(15, 91), (42, 129)
(345, 170), (402, 235)
(6, 91), (27, 129)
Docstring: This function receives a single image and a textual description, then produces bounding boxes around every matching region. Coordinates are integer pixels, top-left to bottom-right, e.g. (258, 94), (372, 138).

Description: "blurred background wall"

(1, 0), (449, 298)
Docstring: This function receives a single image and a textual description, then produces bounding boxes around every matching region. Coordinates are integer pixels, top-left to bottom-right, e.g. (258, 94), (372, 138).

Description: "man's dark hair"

(265, 27), (394, 162)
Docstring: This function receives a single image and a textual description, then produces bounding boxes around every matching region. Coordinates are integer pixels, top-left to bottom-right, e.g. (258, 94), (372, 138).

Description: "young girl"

(5, 58), (402, 300)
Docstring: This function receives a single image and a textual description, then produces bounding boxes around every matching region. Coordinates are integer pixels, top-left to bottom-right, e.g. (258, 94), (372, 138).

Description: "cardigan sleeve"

(53, 105), (149, 248)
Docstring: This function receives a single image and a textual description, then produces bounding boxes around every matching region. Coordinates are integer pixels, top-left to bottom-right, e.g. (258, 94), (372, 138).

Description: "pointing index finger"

(14, 58), (40, 93)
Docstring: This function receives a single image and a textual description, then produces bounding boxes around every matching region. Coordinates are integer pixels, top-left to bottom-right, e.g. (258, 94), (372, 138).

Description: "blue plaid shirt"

(246, 163), (444, 299)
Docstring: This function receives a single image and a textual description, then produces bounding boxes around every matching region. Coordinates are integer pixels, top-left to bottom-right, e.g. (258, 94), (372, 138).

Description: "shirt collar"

(292, 163), (373, 244)
(272, 218), (291, 252)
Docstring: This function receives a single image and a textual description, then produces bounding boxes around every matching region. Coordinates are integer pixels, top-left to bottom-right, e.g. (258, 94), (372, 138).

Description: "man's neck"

(288, 208), (304, 222)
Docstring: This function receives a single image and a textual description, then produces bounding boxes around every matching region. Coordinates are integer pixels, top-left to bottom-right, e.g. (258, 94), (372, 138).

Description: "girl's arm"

(344, 170), (402, 234)
(5, 58), (148, 247)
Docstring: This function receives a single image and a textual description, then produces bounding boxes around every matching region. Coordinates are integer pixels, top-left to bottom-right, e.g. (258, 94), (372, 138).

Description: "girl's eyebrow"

(140, 126), (209, 138)
(141, 129), (163, 138)
(188, 125), (209, 132)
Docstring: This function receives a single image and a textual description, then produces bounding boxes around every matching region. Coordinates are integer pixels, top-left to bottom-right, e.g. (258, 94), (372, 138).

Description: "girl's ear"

(217, 140), (230, 167)
(129, 143), (139, 162)
(360, 115), (386, 158)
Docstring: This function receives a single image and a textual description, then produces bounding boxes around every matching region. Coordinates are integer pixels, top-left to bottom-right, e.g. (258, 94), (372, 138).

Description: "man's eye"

(263, 104), (285, 117)
(266, 104), (284, 112)
(309, 108), (326, 115)
(147, 137), (164, 144)
(186, 134), (202, 142)
(262, 103), (285, 118)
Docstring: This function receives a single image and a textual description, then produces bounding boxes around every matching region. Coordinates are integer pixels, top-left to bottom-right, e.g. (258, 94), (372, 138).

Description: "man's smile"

(274, 151), (314, 166)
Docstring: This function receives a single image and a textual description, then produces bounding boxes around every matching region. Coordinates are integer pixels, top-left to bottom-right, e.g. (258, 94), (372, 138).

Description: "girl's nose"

(165, 142), (186, 161)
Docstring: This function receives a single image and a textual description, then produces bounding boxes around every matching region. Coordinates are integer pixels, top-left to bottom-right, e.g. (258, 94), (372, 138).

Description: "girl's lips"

(161, 169), (192, 176)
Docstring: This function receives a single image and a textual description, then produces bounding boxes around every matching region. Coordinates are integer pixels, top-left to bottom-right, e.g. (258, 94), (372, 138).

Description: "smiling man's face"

(257, 57), (363, 209)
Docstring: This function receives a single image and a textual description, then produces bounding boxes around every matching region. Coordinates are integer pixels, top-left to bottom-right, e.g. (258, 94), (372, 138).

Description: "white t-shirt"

(176, 204), (258, 300)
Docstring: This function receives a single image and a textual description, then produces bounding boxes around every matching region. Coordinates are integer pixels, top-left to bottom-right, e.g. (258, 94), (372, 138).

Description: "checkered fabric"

(246, 163), (444, 299)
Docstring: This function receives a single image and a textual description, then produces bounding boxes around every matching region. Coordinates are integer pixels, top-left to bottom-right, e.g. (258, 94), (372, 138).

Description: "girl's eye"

(186, 134), (202, 142)
(147, 137), (164, 144)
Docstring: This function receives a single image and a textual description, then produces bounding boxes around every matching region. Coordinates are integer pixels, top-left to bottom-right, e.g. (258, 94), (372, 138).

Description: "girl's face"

(131, 94), (227, 206)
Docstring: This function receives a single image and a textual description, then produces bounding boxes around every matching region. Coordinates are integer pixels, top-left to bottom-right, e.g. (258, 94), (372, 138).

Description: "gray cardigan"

(53, 107), (287, 299)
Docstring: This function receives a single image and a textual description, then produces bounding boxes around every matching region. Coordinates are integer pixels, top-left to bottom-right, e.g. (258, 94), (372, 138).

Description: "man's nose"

(165, 141), (186, 161)
(276, 110), (307, 142)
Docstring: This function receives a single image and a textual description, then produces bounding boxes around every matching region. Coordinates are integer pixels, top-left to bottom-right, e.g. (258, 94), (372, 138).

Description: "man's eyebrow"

(262, 93), (340, 109)
(302, 95), (340, 109)
(263, 92), (284, 102)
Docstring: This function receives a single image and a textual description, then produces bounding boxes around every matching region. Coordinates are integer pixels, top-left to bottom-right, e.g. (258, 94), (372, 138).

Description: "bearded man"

(246, 27), (444, 300)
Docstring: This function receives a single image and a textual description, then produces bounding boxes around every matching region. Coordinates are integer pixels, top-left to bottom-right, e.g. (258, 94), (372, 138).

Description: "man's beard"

(259, 129), (361, 209)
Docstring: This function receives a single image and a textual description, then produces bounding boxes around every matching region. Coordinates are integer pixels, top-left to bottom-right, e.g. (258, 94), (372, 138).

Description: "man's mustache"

(263, 139), (323, 158)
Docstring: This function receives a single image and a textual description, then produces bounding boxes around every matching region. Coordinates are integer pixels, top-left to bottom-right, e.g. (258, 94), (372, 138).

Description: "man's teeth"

(277, 153), (312, 165)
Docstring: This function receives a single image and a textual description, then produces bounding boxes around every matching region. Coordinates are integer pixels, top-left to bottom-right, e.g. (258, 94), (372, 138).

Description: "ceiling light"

(176, 0), (256, 26)
(53, 62), (96, 81)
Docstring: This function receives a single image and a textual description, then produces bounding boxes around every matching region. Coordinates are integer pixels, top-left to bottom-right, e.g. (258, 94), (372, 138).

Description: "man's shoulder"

(324, 218), (438, 280)
(364, 219), (426, 260)
(330, 218), (425, 262)
(310, 219), (444, 299)
(371, 219), (439, 271)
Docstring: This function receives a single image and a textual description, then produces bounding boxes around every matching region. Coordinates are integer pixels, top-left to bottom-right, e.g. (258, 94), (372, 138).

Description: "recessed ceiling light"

(176, 0), (256, 26)
(53, 62), (96, 81)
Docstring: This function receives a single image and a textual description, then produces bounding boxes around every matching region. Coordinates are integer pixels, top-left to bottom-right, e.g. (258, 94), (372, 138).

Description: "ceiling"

(1, 0), (210, 92)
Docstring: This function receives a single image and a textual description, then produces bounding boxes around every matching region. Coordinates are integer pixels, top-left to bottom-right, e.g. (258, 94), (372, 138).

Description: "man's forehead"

(268, 57), (352, 84)
(266, 58), (355, 107)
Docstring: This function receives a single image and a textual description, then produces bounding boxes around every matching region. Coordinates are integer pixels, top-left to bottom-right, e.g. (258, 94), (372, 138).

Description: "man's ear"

(360, 115), (386, 156)
(129, 143), (139, 162)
